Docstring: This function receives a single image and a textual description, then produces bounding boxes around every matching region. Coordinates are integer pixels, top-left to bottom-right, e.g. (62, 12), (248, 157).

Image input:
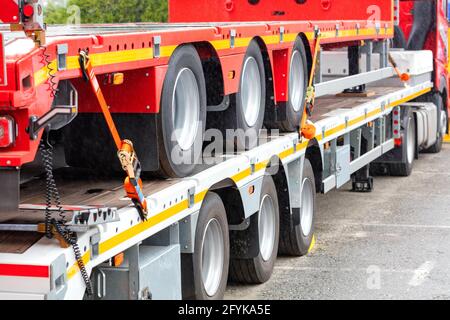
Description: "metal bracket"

(28, 81), (78, 140)
(10, 204), (120, 233)
(250, 157), (256, 174)
(188, 187), (195, 208)
(153, 36), (161, 58)
(57, 44), (68, 71)
(230, 29), (236, 48)
(90, 231), (101, 258)
(279, 26), (285, 43)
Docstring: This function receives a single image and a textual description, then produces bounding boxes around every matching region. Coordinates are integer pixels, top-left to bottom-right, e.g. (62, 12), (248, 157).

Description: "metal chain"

(39, 136), (93, 296)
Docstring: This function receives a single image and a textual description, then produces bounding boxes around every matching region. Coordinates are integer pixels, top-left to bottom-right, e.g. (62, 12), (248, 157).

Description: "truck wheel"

(280, 37), (308, 132)
(424, 93), (446, 154)
(389, 112), (416, 176)
(181, 192), (229, 300)
(229, 175), (279, 284)
(279, 158), (316, 256)
(158, 45), (207, 177)
(225, 40), (266, 150)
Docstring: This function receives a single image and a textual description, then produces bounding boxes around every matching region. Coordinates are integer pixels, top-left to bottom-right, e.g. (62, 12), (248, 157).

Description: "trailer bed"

(0, 80), (430, 254)
(0, 57), (433, 299)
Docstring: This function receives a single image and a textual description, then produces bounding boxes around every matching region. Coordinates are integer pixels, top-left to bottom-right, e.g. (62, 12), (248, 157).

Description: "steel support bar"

(315, 67), (394, 97)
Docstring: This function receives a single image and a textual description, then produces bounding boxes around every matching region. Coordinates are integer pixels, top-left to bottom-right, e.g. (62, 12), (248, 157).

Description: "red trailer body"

(169, 0), (393, 23)
(0, 0), (393, 190)
(0, 33), (5, 86)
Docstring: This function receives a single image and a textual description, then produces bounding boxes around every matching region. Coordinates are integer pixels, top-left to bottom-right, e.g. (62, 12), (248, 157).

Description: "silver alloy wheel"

(172, 68), (200, 151)
(406, 119), (415, 164)
(300, 177), (314, 237)
(289, 50), (306, 112)
(241, 56), (262, 127)
(440, 109), (447, 136)
(201, 218), (225, 297)
(258, 194), (276, 262)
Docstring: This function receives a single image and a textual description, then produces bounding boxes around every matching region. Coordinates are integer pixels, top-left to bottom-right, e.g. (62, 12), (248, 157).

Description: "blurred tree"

(45, 0), (168, 24)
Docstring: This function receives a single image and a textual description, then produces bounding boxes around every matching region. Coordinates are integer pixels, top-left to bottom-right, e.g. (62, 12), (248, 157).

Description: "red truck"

(394, 0), (449, 146)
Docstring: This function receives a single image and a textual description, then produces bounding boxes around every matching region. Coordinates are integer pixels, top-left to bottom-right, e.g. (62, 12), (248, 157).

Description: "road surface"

(226, 145), (450, 300)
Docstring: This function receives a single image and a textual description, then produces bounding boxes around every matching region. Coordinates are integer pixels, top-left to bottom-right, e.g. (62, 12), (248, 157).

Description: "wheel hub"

(172, 68), (200, 151)
(301, 178), (314, 237)
(289, 50), (305, 112)
(241, 56), (262, 127)
(201, 218), (224, 297)
(258, 194), (276, 262)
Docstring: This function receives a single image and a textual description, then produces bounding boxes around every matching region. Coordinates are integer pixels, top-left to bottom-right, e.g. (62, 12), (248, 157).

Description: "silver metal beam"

(315, 67), (394, 97)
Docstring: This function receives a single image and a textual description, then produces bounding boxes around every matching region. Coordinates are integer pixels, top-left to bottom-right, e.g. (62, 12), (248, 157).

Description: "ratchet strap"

(79, 51), (148, 221)
(300, 30), (321, 140)
(388, 53), (410, 83)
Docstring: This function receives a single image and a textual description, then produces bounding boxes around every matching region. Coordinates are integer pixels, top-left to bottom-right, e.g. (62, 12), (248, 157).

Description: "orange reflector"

(400, 73), (410, 82)
(113, 73), (124, 85)
(301, 124), (316, 140)
(228, 70), (236, 79)
(248, 185), (255, 195)
(112, 252), (124, 267)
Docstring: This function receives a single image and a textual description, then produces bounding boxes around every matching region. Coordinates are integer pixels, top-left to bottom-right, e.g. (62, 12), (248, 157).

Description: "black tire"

(391, 25), (407, 49)
(158, 45), (207, 178)
(389, 112), (416, 176)
(279, 37), (309, 132)
(422, 92), (446, 154)
(181, 192), (229, 300)
(224, 40), (266, 150)
(279, 158), (316, 256)
(229, 175), (280, 284)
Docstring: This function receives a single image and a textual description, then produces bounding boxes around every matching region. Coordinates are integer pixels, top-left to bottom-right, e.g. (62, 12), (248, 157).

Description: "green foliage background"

(45, 0), (168, 24)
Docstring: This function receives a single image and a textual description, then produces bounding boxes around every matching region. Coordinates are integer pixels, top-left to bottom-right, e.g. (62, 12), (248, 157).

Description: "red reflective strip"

(0, 264), (49, 278)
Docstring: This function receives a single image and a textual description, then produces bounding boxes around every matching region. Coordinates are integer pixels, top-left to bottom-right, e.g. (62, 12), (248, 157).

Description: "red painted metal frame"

(0, 33), (5, 86)
(0, 263), (49, 278)
(169, 0), (393, 23)
(0, 2), (393, 168)
(398, 0), (449, 117)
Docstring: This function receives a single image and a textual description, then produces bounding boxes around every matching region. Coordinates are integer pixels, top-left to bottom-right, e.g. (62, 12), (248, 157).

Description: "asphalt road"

(225, 144), (450, 300)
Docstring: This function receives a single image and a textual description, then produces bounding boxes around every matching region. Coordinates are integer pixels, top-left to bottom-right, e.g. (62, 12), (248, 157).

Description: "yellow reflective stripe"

(34, 60), (57, 86)
(89, 47), (154, 67)
(67, 251), (90, 280)
(348, 114), (366, 127)
(261, 35), (280, 45)
(232, 167), (252, 183)
(315, 87), (432, 141)
(388, 88), (431, 108)
(325, 123), (346, 137)
(279, 146), (294, 159)
(34, 47), (154, 86)
(255, 159), (270, 172)
(194, 189), (208, 203)
(160, 45), (176, 58)
(99, 199), (189, 255)
(33, 27), (392, 86)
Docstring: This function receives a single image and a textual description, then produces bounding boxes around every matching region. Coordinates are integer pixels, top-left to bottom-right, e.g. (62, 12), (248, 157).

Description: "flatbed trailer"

(0, 53), (437, 298)
(0, 0), (445, 300)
